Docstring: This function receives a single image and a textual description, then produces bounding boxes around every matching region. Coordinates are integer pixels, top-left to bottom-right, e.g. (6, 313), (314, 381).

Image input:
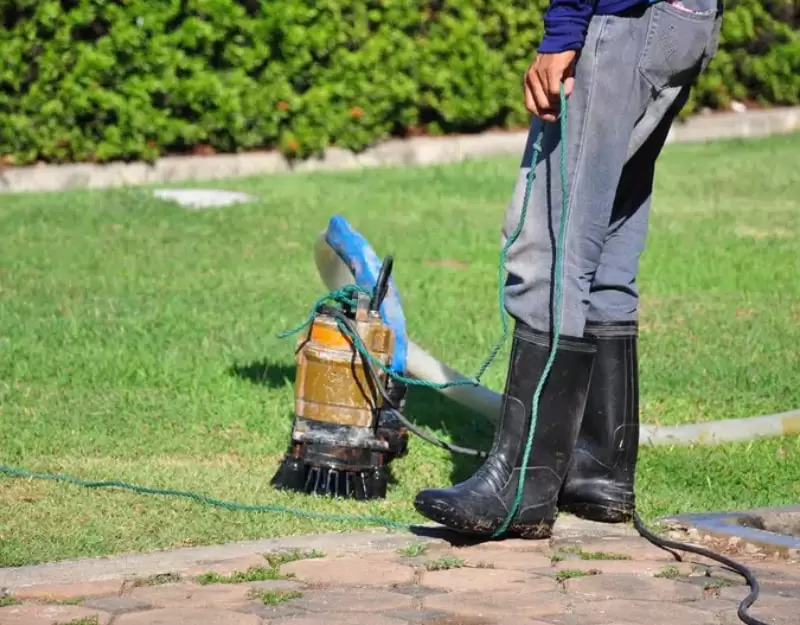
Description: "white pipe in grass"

(313, 232), (800, 447)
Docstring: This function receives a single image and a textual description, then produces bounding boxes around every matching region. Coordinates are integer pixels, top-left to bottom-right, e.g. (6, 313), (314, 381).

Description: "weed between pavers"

(552, 546), (631, 562)
(397, 543), (429, 557)
(704, 578), (733, 595)
(195, 549), (326, 585)
(196, 566), (288, 585)
(555, 569), (601, 582)
(42, 596), (85, 605)
(248, 588), (304, 606)
(424, 556), (466, 571)
(0, 596), (20, 607)
(133, 572), (182, 587)
(655, 565), (681, 579)
(61, 618), (98, 625)
(264, 549), (326, 569)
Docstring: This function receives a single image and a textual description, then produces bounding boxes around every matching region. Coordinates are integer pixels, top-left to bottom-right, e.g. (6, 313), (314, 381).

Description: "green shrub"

(0, 0), (797, 166)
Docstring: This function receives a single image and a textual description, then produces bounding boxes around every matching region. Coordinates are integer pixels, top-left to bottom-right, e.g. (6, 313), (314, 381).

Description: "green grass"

(194, 550), (323, 584)
(1, 133), (799, 567)
(263, 549), (325, 569)
(250, 588), (303, 605)
(555, 546), (632, 561)
(555, 569), (599, 582)
(132, 573), (182, 587)
(195, 566), (287, 585)
(397, 542), (429, 557)
(655, 565), (681, 579)
(0, 596), (20, 607)
(424, 556), (466, 571)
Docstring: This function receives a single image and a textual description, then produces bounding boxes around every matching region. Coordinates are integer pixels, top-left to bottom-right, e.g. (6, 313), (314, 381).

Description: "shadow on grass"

(404, 386), (494, 486)
(230, 359), (494, 489)
(229, 359), (296, 388)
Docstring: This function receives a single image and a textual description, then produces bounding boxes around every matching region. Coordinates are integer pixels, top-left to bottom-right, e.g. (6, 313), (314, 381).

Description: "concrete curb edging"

(0, 516), (631, 590)
(1, 107), (798, 194)
(0, 531), (422, 589)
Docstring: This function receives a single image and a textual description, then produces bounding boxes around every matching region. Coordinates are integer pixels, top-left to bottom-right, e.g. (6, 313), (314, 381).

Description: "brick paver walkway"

(1, 518), (797, 625)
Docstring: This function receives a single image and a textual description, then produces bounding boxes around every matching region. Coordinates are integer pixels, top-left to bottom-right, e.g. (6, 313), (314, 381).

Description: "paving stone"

(81, 595), (153, 614)
(247, 580), (303, 593)
(570, 599), (718, 625)
(115, 607), (260, 625)
(761, 582), (800, 599)
(294, 588), (414, 613)
(392, 585), (446, 598)
(553, 558), (694, 576)
(420, 617), (494, 625)
(230, 601), (306, 620)
(749, 561), (800, 585)
(0, 604), (111, 625)
(129, 582), (254, 608)
(280, 556), (415, 587)
(704, 565), (751, 585)
(719, 585), (753, 602)
(563, 573), (703, 602)
(387, 608), (449, 623)
(183, 554), (268, 578)
(735, 606), (796, 625)
(272, 615), (408, 625)
(551, 537), (678, 562)
(421, 617), (554, 625)
(552, 516), (638, 539)
(688, 597), (741, 618)
(466, 538), (554, 554)
(12, 579), (124, 601)
(420, 567), (549, 592)
(715, 595), (800, 625)
(457, 548), (553, 571)
(424, 589), (567, 619)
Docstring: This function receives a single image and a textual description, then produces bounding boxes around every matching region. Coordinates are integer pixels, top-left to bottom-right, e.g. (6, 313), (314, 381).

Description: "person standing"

(414, 0), (724, 538)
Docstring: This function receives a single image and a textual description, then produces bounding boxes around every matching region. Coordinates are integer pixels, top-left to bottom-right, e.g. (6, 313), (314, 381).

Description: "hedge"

(0, 0), (798, 166)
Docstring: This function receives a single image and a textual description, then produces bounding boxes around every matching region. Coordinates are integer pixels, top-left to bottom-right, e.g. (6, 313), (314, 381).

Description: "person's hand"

(523, 51), (577, 122)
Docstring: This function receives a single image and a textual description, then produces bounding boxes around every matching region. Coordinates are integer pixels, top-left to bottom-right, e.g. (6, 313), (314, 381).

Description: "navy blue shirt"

(540, 0), (648, 53)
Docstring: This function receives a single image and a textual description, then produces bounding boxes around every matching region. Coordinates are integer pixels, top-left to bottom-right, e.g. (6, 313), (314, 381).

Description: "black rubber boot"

(559, 321), (639, 523)
(413, 322), (596, 539)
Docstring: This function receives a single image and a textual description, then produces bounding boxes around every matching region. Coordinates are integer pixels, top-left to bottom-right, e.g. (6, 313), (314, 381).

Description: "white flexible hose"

(313, 232), (799, 447)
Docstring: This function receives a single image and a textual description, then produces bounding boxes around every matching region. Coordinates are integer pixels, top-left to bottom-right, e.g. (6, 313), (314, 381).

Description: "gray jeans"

(503, 0), (723, 337)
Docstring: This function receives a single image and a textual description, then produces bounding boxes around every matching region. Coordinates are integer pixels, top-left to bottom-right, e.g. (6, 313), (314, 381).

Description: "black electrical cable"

(633, 513), (769, 625)
(326, 307), (488, 459)
(324, 304), (768, 625)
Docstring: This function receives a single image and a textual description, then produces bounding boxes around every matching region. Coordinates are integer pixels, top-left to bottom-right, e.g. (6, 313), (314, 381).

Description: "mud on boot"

(413, 322), (596, 538)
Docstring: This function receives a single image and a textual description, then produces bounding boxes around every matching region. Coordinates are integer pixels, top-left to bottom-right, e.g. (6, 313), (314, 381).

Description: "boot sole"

(560, 501), (632, 524)
(416, 499), (553, 540)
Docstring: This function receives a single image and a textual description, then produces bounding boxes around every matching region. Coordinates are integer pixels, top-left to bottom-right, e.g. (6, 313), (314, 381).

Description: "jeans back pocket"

(638, 0), (722, 92)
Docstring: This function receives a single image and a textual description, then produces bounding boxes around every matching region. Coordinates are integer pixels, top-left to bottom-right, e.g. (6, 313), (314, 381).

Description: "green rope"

(0, 465), (411, 531)
(493, 85), (569, 537)
(0, 88), (570, 539)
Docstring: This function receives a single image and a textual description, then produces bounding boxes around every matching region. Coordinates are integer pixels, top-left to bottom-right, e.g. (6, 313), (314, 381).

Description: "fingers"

(563, 76), (575, 99)
(524, 51), (578, 121)
(524, 65), (557, 122)
(544, 66), (563, 111)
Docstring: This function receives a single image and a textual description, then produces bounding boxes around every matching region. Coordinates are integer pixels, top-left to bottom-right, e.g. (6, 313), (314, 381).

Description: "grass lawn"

(1, 133), (799, 567)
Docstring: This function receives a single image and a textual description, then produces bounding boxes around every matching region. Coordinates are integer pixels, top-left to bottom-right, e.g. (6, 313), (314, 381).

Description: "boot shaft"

(559, 321), (640, 520)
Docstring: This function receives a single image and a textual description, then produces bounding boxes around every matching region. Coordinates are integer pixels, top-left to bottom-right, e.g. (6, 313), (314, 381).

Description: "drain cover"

(665, 505), (800, 553)
(153, 189), (256, 209)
